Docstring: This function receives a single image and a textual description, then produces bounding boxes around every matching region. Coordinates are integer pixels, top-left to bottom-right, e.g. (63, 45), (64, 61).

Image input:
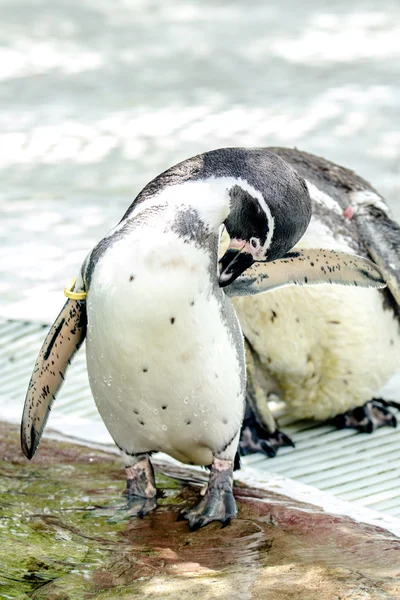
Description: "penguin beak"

(219, 248), (254, 287)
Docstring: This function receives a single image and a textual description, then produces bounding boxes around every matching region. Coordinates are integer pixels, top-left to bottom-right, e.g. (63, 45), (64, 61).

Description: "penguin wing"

(355, 207), (400, 306)
(224, 248), (386, 297)
(21, 298), (87, 459)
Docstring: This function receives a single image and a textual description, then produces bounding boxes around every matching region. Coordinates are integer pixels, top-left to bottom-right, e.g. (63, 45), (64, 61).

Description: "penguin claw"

(331, 398), (400, 433)
(240, 420), (295, 457)
(260, 440), (277, 458)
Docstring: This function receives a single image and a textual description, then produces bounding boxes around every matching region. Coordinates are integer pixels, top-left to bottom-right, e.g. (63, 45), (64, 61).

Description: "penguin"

(20, 148), (385, 530)
(227, 148), (400, 457)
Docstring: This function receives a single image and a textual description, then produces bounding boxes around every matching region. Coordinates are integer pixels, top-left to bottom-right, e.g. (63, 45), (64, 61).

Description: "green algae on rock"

(1, 422), (400, 600)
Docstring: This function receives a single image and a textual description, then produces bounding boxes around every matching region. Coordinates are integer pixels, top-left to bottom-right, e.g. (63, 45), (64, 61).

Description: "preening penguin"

(21, 148), (385, 530)
(231, 148), (400, 457)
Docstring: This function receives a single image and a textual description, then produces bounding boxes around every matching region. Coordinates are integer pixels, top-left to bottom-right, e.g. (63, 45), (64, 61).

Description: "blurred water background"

(1, 0), (400, 321)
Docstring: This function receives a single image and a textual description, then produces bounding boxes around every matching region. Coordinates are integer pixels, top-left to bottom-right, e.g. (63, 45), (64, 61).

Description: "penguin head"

(219, 175), (311, 287)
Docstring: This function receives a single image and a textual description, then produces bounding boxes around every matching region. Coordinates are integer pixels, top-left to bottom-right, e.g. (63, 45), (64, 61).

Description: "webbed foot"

(331, 398), (400, 433)
(125, 495), (158, 519)
(178, 458), (237, 531)
(87, 452), (158, 522)
(240, 411), (295, 457)
(86, 496), (158, 523)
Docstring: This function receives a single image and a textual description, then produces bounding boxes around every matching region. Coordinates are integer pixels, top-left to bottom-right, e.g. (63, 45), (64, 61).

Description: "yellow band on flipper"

(64, 278), (87, 301)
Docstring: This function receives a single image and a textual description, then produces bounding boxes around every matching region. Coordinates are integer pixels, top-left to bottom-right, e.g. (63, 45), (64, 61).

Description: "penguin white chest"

(85, 232), (244, 465)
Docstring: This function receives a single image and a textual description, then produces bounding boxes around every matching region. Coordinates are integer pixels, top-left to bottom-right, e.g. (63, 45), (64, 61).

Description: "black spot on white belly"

(170, 317), (175, 324)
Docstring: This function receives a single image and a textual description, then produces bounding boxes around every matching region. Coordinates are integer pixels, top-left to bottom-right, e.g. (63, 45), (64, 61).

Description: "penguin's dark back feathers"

(121, 148), (311, 233)
(267, 147), (379, 209)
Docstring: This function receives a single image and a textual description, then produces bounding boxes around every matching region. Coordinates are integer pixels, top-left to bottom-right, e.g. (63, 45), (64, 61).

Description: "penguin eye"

(250, 237), (260, 250)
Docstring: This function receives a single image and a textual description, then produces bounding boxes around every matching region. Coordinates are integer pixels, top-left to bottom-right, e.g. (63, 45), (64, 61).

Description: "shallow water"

(1, 423), (399, 599)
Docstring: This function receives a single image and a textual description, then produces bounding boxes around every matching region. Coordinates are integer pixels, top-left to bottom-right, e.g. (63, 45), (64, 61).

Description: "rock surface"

(1, 422), (399, 599)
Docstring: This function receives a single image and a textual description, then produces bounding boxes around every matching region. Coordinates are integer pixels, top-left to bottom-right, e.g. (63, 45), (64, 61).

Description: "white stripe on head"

(258, 195), (275, 255)
(104, 176), (275, 248)
(305, 180), (390, 219)
(230, 178), (275, 257)
(350, 189), (390, 216)
(305, 180), (342, 215)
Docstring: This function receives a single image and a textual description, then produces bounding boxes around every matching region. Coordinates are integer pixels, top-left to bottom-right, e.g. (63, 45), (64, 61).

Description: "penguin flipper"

(224, 249), (386, 297)
(355, 206), (400, 306)
(21, 298), (87, 459)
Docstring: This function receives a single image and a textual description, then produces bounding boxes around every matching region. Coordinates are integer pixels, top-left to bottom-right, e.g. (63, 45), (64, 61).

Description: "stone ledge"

(1, 422), (399, 599)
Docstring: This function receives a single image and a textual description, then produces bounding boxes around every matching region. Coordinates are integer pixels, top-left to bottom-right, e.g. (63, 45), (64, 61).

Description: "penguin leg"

(178, 434), (239, 531)
(331, 398), (400, 433)
(124, 452), (158, 517)
(240, 339), (295, 457)
(87, 452), (157, 522)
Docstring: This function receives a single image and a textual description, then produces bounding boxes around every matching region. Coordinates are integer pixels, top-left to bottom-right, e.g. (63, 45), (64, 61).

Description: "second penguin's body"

(234, 148), (400, 455)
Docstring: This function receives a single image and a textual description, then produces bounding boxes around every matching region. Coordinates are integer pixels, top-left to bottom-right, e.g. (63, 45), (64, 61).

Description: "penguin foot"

(123, 454), (157, 517)
(177, 458), (237, 531)
(239, 413), (295, 457)
(125, 454), (157, 496)
(86, 455), (158, 522)
(125, 495), (158, 519)
(331, 398), (400, 433)
(86, 495), (158, 523)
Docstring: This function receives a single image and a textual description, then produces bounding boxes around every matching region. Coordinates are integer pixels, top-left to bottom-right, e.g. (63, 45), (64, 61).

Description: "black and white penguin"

(229, 148), (400, 457)
(20, 148), (385, 529)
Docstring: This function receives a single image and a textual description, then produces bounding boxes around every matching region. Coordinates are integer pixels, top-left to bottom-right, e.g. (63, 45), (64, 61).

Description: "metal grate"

(243, 405), (400, 517)
(1, 318), (399, 519)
